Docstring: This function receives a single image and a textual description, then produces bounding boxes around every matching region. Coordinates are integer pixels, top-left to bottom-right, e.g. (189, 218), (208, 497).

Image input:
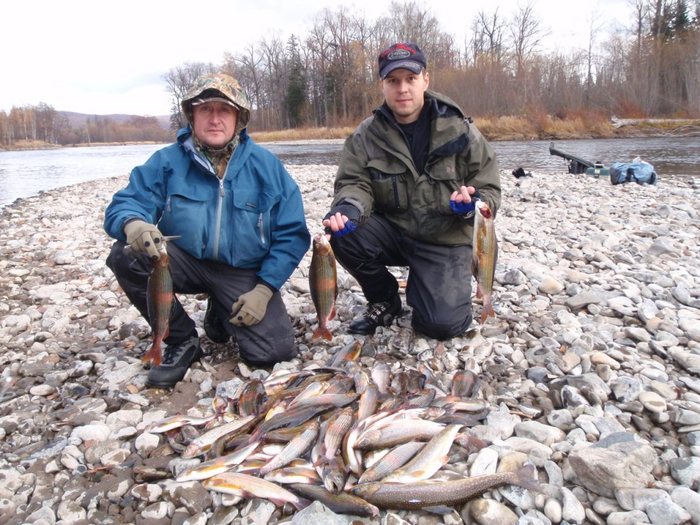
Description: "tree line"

(0, 105), (171, 147)
(166, 0), (700, 132)
(2, 0), (698, 148)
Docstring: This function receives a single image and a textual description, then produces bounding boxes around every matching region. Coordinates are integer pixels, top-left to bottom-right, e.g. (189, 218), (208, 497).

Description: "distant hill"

(59, 111), (170, 130)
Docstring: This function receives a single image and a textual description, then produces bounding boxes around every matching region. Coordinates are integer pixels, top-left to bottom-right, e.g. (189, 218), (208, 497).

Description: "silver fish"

(259, 419), (320, 475)
(181, 415), (257, 459)
(321, 407), (354, 462)
(288, 483), (379, 517)
(203, 472), (306, 510)
(352, 464), (538, 509)
(176, 440), (260, 482)
(381, 424), (462, 483)
(354, 419), (446, 450)
(357, 441), (425, 484)
(147, 414), (216, 433)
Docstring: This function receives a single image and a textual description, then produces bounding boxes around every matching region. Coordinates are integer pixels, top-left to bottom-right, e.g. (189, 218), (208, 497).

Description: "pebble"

(0, 166), (698, 524)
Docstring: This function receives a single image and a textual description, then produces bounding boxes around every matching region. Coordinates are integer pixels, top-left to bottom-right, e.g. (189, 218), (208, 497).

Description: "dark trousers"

(106, 241), (296, 366)
(330, 214), (473, 339)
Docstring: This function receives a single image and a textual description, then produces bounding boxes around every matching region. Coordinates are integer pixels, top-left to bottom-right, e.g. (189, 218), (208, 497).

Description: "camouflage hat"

(181, 73), (251, 131)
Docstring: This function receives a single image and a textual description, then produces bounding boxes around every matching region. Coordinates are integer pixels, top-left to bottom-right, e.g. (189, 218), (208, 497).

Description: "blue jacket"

(104, 127), (310, 290)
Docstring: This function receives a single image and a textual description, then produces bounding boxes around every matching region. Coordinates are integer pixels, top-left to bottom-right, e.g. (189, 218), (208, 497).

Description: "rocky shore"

(1, 166), (700, 525)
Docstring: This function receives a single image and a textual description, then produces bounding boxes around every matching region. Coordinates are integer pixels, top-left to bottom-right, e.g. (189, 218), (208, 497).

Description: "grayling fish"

(354, 418), (446, 450)
(288, 483), (379, 517)
(259, 419), (320, 475)
(203, 472), (306, 510)
(357, 441), (425, 484)
(381, 424), (462, 483)
(352, 464), (538, 509)
(176, 440), (259, 482)
(182, 415), (257, 459)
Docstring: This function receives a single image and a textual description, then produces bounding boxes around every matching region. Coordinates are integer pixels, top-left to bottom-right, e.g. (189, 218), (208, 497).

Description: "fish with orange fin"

(471, 199), (497, 323)
(309, 233), (338, 341)
(143, 245), (174, 366)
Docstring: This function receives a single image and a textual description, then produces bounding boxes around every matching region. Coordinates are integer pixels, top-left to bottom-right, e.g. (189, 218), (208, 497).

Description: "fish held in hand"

(143, 249), (174, 366)
(471, 200), (497, 323)
(310, 233), (338, 341)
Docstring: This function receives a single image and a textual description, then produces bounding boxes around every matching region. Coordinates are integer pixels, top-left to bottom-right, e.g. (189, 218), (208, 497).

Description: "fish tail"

(312, 325), (333, 341)
(480, 294), (495, 323)
(142, 337), (163, 366)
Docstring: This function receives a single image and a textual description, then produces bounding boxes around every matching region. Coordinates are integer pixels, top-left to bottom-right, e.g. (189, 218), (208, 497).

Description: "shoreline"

(1, 168), (699, 524)
(2, 118), (700, 152)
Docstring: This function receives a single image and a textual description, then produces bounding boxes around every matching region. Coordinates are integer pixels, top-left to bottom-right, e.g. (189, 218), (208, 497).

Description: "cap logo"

(387, 49), (411, 60)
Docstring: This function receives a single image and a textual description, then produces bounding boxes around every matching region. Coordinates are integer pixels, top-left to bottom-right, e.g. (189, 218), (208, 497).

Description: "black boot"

(204, 298), (230, 344)
(348, 294), (402, 335)
(147, 335), (202, 388)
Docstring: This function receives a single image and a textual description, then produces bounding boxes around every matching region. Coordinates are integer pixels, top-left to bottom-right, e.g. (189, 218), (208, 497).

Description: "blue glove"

(450, 199), (476, 217)
(450, 191), (481, 218)
(324, 202), (361, 238)
(331, 220), (357, 238)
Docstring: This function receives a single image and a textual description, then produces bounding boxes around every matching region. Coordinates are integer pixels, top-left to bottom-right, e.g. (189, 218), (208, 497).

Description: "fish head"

(312, 233), (333, 255)
(475, 200), (493, 220)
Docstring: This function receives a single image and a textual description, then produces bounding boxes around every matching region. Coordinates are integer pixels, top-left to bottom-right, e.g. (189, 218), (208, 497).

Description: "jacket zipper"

(212, 155), (233, 260)
(212, 178), (225, 260)
(257, 213), (266, 245)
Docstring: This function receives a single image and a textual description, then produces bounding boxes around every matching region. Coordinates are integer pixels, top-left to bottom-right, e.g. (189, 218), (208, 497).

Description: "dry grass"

(249, 114), (618, 143)
(475, 113), (615, 141)
(250, 127), (355, 143)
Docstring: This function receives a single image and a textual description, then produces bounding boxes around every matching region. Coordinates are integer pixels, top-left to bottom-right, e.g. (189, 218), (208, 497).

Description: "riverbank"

(3, 116), (700, 151)
(1, 168), (700, 524)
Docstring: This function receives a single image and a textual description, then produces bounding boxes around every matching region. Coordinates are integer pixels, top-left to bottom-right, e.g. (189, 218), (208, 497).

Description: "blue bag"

(609, 158), (657, 185)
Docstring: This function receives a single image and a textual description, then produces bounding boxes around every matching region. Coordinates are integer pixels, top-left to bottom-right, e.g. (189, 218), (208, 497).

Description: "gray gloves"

(230, 284), (274, 326)
(124, 220), (164, 259)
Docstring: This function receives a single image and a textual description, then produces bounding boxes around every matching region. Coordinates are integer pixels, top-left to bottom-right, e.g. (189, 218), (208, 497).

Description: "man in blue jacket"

(104, 73), (310, 388)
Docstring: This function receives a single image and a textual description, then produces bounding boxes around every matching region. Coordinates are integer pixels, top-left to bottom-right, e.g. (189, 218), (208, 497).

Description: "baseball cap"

(378, 42), (427, 79)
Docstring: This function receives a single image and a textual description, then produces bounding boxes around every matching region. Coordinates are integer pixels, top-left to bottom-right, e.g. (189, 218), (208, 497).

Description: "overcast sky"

(1, 0), (631, 116)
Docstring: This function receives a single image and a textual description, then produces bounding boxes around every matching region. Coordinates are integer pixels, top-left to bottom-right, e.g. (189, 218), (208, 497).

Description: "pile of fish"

(144, 340), (538, 517)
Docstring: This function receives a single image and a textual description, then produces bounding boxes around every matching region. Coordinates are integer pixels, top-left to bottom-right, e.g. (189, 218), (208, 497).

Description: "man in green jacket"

(323, 42), (501, 339)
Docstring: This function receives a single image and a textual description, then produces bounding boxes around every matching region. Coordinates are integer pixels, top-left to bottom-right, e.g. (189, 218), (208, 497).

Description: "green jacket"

(332, 90), (501, 245)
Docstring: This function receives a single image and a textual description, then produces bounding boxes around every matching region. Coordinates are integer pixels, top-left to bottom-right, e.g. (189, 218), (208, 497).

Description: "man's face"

(192, 101), (238, 148)
(381, 68), (430, 124)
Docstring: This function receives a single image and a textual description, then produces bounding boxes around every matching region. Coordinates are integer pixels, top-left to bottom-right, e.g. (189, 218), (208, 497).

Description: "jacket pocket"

(369, 168), (409, 212)
(229, 190), (275, 267)
(159, 192), (209, 256)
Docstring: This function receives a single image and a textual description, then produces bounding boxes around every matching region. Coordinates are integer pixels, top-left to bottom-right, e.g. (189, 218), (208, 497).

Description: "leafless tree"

(164, 62), (217, 130)
(508, 1), (549, 77)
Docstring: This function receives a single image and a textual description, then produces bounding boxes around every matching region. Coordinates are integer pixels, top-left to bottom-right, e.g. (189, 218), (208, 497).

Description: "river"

(1, 136), (698, 208)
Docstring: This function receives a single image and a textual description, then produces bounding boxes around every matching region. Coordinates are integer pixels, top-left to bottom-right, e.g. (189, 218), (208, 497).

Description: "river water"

(1, 136), (698, 208)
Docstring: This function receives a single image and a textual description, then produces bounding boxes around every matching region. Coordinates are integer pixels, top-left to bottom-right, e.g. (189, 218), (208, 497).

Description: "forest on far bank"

(2, 0), (699, 148)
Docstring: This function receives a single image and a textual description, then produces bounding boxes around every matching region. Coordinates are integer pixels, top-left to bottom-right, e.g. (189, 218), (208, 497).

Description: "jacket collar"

(177, 127), (251, 177)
